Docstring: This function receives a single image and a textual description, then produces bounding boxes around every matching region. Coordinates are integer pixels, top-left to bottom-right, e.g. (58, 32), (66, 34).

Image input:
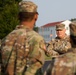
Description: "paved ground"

(42, 60), (52, 73)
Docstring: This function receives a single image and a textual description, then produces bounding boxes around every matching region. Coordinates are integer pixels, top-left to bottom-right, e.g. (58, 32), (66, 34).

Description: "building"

(38, 20), (71, 43)
(38, 21), (63, 42)
(61, 20), (71, 35)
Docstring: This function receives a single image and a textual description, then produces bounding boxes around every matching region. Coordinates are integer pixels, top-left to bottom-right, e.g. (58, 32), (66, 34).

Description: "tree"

(70, 18), (76, 21)
(0, 0), (21, 39)
(33, 24), (39, 32)
(33, 26), (39, 32)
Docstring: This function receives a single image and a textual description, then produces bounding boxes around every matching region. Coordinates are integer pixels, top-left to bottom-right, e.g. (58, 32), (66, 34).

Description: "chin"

(58, 35), (62, 37)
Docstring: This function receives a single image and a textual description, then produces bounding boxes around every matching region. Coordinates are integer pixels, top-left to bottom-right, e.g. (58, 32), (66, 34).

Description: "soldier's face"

(56, 29), (66, 39)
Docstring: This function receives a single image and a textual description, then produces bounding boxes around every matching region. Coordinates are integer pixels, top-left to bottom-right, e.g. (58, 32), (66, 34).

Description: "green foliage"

(33, 24), (39, 32)
(0, 0), (22, 39)
(33, 26), (39, 32)
(70, 18), (76, 21)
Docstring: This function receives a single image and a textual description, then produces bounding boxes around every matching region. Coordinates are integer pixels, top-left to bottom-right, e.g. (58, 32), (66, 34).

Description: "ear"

(34, 14), (38, 21)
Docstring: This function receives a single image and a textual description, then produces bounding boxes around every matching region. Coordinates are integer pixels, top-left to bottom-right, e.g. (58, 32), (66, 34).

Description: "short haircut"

(18, 12), (38, 22)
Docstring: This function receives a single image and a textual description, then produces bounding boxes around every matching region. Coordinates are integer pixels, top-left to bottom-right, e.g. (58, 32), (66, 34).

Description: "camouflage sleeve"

(1, 34), (17, 75)
(62, 41), (72, 52)
(54, 40), (72, 54)
(44, 52), (76, 75)
(35, 39), (46, 64)
(46, 40), (59, 58)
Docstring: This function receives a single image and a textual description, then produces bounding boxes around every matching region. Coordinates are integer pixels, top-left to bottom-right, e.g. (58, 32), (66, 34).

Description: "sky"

(23, 0), (76, 27)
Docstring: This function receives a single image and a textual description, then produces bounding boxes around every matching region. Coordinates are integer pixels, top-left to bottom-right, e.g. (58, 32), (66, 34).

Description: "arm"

(46, 40), (59, 58)
(54, 40), (71, 54)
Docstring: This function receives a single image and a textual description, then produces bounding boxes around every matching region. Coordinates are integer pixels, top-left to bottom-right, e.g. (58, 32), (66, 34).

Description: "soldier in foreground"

(47, 23), (71, 58)
(1, 1), (47, 75)
(44, 22), (76, 75)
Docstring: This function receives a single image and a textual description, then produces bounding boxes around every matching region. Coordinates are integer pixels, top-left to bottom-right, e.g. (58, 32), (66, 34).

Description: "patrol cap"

(19, 1), (38, 12)
(69, 23), (76, 36)
(56, 24), (65, 30)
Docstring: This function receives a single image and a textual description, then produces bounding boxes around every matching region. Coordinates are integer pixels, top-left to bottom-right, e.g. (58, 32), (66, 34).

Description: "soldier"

(47, 23), (71, 58)
(44, 22), (76, 75)
(1, 1), (47, 75)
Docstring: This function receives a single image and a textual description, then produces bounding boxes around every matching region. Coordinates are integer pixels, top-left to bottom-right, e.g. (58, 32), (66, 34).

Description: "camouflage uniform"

(1, 25), (46, 75)
(44, 22), (76, 75)
(1, 1), (46, 75)
(47, 35), (71, 58)
(44, 48), (76, 75)
(47, 24), (71, 58)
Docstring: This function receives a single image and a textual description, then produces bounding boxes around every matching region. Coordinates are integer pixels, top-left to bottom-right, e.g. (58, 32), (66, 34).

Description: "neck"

(20, 20), (35, 29)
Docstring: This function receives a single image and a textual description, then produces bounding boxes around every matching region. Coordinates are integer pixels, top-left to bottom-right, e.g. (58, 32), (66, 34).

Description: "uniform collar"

(15, 25), (31, 30)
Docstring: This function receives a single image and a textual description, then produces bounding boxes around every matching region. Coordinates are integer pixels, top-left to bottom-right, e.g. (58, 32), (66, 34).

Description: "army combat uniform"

(47, 23), (71, 58)
(47, 35), (71, 58)
(1, 25), (46, 75)
(1, 1), (47, 75)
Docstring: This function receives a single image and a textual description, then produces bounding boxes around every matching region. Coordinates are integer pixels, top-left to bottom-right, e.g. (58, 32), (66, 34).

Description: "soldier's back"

(1, 26), (46, 75)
